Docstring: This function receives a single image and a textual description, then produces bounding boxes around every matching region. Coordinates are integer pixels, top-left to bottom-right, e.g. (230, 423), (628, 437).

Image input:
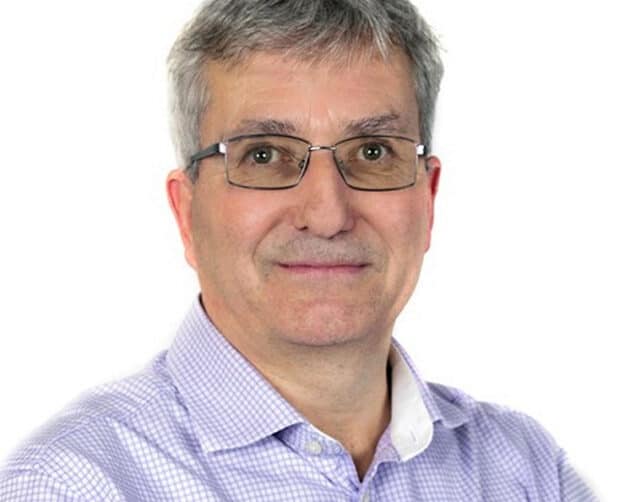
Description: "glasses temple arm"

(188, 142), (226, 169)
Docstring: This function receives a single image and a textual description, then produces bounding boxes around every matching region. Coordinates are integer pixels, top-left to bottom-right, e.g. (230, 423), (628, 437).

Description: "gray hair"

(167, 0), (443, 182)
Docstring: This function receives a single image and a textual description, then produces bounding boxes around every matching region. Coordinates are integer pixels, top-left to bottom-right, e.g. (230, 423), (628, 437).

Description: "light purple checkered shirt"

(1, 295), (597, 501)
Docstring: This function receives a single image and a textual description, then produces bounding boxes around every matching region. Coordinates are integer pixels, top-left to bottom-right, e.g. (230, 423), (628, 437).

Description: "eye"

(360, 142), (388, 161)
(250, 146), (277, 164)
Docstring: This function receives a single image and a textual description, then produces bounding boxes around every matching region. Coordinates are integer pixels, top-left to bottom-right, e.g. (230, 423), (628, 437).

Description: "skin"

(166, 49), (441, 480)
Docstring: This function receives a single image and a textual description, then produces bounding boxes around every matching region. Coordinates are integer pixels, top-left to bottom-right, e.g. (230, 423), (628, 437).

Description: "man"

(0, 0), (597, 500)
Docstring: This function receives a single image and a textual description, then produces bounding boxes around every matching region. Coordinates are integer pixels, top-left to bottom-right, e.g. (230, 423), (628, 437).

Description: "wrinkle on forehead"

(202, 49), (419, 144)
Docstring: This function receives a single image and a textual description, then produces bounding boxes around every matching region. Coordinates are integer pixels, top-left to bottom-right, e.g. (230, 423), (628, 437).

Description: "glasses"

(188, 133), (427, 191)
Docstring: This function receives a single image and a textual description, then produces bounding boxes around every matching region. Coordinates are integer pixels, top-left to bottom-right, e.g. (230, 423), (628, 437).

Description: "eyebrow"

(228, 119), (298, 138)
(225, 112), (413, 140)
(343, 113), (413, 137)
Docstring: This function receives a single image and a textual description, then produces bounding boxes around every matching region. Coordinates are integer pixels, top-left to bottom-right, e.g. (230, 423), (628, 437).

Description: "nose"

(292, 148), (356, 238)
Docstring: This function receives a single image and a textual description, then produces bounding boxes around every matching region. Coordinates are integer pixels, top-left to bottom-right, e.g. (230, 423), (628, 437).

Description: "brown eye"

(361, 143), (386, 161)
(252, 147), (274, 164)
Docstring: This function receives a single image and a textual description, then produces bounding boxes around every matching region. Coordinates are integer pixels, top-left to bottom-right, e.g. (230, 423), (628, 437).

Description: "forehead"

(201, 50), (419, 141)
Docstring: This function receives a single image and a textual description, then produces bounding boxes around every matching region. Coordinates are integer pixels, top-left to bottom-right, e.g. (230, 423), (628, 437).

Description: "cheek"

(193, 188), (284, 272)
(370, 194), (430, 298)
(376, 194), (429, 256)
(390, 217), (426, 276)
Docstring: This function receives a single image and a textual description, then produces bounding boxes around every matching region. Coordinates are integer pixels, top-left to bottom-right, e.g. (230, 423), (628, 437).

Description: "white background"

(0, 1), (627, 500)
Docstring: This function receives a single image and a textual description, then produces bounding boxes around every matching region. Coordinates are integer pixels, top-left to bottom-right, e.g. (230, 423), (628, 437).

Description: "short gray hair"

(167, 0), (443, 182)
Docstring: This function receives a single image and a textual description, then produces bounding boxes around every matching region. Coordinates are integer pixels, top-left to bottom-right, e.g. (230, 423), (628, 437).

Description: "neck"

(199, 295), (395, 480)
(237, 332), (393, 480)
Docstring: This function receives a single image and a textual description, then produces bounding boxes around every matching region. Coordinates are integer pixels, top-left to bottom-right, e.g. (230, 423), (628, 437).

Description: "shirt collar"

(389, 338), (471, 460)
(165, 295), (304, 453)
(166, 295), (472, 458)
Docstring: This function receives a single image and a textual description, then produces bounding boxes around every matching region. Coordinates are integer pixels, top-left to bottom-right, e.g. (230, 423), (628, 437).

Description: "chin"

(274, 303), (380, 348)
(282, 330), (360, 348)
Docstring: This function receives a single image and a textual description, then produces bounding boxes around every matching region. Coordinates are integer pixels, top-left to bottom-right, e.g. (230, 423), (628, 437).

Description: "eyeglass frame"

(187, 133), (428, 192)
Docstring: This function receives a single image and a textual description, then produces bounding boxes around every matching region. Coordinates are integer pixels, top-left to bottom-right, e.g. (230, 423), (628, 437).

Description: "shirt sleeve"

(557, 449), (599, 502)
(0, 468), (86, 502)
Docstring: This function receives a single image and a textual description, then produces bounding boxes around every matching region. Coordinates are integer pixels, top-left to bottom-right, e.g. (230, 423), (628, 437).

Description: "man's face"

(167, 50), (440, 351)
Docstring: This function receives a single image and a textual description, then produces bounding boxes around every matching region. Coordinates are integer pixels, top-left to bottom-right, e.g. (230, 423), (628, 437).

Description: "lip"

(278, 263), (368, 275)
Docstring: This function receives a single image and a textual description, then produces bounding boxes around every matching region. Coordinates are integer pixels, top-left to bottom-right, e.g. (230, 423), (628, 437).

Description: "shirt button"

(306, 440), (323, 455)
(361, 493), (370, 502)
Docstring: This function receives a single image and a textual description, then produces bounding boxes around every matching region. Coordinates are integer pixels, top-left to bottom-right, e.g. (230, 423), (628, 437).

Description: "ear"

(424, 155), (442, 251)
(166, 168), (198, 270)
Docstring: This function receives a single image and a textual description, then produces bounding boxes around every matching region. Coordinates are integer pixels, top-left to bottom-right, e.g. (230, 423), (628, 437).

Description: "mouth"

(277, 262), (369, 275)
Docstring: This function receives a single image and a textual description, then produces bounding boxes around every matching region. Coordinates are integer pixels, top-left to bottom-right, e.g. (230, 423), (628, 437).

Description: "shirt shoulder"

(421, 382), (598, 500)
(0, 352), (189, 499)
(429, 379), (558, 443)
(427, 381), (561, 467)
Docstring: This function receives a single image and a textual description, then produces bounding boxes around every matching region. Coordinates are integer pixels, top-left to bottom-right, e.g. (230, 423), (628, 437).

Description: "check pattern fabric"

(1, 296), (598, 501)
